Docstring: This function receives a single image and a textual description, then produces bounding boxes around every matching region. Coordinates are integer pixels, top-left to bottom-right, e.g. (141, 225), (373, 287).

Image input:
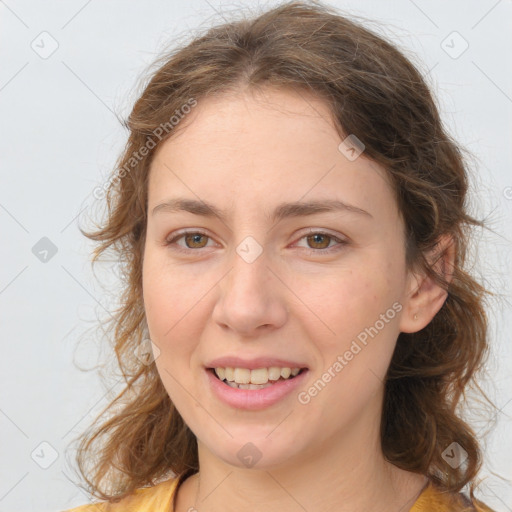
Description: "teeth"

(214, 366), (303, 385)
(268, 366), (282, 381)
(234, 368), (251, 384)
(224, 367), (234, 381)
(226, 380), (274, 390)
(250, 368), (268, 385)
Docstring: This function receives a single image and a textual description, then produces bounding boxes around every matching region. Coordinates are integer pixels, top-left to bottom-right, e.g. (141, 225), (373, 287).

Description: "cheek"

(298, 266), (401, 407)
(142, 253), (208, 355)
(298, 262), (399, 345)
(142, 244), (404, 352)
(142, 255), (209, 406)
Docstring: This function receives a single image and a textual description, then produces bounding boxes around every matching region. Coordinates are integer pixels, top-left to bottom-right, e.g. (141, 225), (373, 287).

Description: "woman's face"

(143, 87), (415, 470)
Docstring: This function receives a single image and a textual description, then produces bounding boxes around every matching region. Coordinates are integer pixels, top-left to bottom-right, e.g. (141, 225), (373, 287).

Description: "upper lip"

(205, 356), (309, 370)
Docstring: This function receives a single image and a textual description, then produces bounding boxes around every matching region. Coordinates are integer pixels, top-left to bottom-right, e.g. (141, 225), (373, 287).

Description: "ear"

(399, 234), (455, 333)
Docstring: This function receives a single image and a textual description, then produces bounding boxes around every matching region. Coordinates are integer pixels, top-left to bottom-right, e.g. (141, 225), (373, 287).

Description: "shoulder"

(411, 482), (495, 512)
(61, 477), (179, 512)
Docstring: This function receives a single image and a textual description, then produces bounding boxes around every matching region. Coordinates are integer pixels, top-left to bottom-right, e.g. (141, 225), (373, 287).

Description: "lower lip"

(206, 368), (309, 410)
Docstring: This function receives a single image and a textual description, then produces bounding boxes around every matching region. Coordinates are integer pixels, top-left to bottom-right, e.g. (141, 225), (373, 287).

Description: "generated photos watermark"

(297, 301), (403, 405)
(93, 98), (197, 200)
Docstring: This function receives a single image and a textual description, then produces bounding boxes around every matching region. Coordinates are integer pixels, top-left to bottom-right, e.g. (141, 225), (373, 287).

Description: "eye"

(294, 230), (347, 254)
(163, 229), (348, 255)
(164, 230), (215, 252)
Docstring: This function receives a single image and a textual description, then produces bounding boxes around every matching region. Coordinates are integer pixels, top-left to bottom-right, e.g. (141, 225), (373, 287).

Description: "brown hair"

(74, 0), (494, 506)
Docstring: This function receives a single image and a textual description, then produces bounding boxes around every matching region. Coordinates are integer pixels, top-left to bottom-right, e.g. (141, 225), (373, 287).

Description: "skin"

(142, 87), (453, 512)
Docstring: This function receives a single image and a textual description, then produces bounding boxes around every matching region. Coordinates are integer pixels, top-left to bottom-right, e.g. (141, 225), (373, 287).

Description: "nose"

(211, 245), (288, 337)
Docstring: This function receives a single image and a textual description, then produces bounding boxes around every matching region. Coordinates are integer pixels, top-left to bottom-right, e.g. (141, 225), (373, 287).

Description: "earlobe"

(399, 234), (455, 334)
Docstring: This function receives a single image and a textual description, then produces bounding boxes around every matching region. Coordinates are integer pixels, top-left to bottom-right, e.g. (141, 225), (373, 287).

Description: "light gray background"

(1, 1), (511, 511)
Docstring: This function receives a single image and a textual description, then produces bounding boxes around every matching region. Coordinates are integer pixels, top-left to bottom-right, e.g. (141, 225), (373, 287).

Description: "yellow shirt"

(63, 477), (495, 512)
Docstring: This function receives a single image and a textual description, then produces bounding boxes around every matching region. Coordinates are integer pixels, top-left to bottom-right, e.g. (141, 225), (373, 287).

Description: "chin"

(202, 433), (304, 471)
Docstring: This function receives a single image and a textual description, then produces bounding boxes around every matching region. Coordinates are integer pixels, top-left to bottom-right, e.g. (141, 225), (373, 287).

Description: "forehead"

(147, 87), (397, 223)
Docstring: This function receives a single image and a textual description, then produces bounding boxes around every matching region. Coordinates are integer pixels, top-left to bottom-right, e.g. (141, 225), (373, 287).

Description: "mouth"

(207, 366), (308, 390)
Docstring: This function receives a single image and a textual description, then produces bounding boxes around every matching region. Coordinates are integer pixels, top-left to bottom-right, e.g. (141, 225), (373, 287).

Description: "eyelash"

(163, 229), (348, 255)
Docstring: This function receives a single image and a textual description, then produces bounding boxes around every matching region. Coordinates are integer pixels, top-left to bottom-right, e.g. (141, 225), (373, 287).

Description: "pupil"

(186, 233), (206, 248)
(310, 234), (329, 248)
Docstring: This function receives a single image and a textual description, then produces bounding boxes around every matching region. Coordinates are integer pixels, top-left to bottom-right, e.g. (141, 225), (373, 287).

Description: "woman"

(66, 1), (496, 510)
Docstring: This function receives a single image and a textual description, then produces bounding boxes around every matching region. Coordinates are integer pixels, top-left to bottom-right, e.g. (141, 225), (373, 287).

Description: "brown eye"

(164, 230), (214, 252)
(183, 233), (209, 248)
(295, 231), (347, 254)
(306, 233), (332, 250)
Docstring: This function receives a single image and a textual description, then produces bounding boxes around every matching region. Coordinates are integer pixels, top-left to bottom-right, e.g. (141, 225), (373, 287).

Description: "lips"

(205, 356), (309, 370)
(205, 364), (309, 410)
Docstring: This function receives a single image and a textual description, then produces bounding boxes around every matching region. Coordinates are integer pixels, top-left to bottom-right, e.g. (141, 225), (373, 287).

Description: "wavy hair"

(74, 0), (494, 506)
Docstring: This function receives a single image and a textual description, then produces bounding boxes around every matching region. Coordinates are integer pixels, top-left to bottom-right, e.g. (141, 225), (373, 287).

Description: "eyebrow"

(151, 197), (373, 223)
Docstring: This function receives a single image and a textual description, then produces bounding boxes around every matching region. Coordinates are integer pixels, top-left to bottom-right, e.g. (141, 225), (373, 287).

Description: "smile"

(211, 366), (304, 389)
(206, 366), (309, 410)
